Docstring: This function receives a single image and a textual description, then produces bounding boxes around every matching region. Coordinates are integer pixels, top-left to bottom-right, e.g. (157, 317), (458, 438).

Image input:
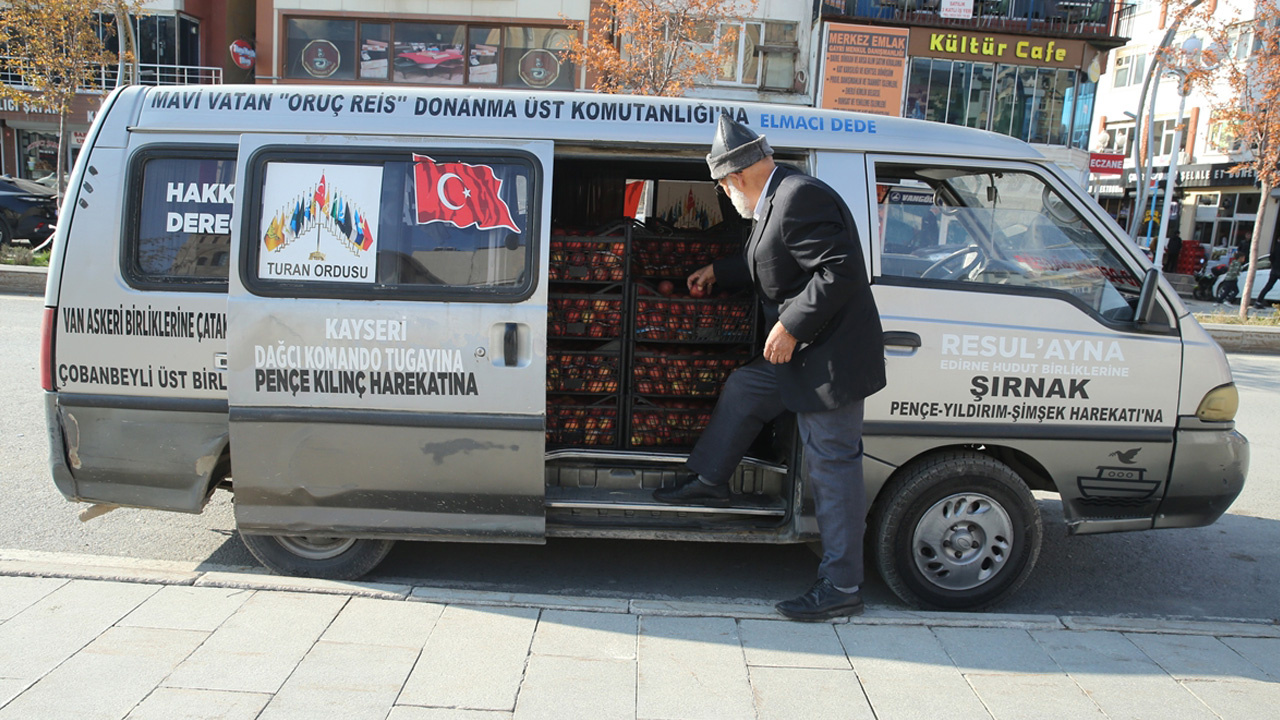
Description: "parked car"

(0, 174), (57, 245)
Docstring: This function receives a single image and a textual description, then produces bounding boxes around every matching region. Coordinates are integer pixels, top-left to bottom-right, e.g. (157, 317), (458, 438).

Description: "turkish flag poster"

(259, 163), (383, 284)
(412, 154), (521, 234)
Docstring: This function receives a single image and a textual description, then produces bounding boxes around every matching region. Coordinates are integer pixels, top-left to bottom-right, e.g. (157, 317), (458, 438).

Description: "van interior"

(541, 153), (800, 532)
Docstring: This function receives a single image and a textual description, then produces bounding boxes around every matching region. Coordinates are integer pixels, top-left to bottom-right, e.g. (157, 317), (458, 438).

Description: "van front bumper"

(1154, 424), (1248, 529)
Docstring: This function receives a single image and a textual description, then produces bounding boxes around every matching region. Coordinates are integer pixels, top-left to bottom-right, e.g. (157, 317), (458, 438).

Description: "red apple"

(657, 280), (675, 297)
(690, 283), (708, 299)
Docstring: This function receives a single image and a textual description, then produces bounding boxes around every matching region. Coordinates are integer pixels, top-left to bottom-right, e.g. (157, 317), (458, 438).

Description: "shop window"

(128, 153), (236, 286)
(1113, 53), (1145, 88)
(874, 162), (1142, 320)
(285, 18), (357, 80)
(285, 17), (573, 88)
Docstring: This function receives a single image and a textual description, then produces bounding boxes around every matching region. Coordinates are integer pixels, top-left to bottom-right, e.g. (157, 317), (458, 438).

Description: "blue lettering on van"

(414, 97), (518, 118)
(150, 91), (201, 110)
(829, 118), (877, 134)
(208, 91), (272, 111)
(759, 113), (824, 131)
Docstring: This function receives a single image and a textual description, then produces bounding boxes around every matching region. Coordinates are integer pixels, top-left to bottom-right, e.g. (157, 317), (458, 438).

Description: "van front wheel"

(872, 452), (1042, 611)
(239, 532), (395, 580)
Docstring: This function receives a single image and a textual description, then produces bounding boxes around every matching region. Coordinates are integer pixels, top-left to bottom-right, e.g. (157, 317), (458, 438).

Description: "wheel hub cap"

(912, 492), (1013, 591)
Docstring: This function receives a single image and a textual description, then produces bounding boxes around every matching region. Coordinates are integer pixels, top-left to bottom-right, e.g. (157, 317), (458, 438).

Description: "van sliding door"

(227, 134), (550, 541)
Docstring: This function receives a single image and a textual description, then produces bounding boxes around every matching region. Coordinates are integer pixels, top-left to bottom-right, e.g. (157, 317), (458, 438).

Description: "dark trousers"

(685, 359), (868, 589)
(1259, 267), (1280, 303)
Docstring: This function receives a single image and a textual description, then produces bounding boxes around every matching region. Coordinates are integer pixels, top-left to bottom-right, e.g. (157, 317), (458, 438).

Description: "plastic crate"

(628, 399), (715, 448)
(547, 399), (618, 447)
(549, 293), (624, 339)
(548, 350), (620, 393)
(632, 349), (743, 396)
(550, 234), (627, 282)
(634, 296), (753, 342)
(631, 234), (738, 277)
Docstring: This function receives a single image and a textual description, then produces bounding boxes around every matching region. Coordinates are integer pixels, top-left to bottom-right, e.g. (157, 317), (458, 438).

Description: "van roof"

(126, 84), (1043, 161)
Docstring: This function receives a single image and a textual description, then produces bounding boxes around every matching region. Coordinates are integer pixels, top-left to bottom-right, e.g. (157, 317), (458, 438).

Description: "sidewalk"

(1, 550), (1277, 719)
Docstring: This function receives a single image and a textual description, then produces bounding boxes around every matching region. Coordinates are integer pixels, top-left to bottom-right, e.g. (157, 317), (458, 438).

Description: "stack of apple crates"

(546, 220), (755, 450)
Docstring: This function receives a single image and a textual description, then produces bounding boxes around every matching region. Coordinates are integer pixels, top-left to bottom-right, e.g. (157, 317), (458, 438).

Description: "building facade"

(1089, 0), (1274, 266)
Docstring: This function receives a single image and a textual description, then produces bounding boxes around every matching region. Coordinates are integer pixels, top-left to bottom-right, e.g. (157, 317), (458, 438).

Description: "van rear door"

(227, 134), (550, 541)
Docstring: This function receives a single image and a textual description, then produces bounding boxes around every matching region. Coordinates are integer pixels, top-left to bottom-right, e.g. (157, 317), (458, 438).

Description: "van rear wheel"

(872, 451), (1042, 611)
(239, 532), (395, 580)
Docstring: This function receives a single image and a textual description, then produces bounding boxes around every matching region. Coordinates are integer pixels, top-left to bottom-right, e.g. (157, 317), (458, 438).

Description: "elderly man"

(653, 114), (886, 621)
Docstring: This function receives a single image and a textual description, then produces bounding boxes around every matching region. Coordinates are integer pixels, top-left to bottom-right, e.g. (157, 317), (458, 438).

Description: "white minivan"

(42, 85), (1247, 610)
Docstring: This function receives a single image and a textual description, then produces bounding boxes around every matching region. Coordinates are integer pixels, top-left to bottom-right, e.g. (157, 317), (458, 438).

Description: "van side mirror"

(1134, 267), (1160, 326)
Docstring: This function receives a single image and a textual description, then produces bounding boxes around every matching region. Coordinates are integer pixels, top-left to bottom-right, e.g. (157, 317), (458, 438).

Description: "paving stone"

(1220, 636), (1280, 681)
(0, 579), (158, 681)
(529, 609), (636, 660)
(0, 550), (201, 586)
(1030, 629), (1216, 720)
(388, 708), (512, 720)
(257, 641), (420, 720)
(636, 615), (755, 720)
(738, 619), (851, 669)
(851, 609), (1063, 630)
(513, 654), (633, 720)
(164, 591), (348, 694)
(124, 688), (271, 720)
(965, 673), (1105, 720)
(1126, 633), (1271, 682)
(398, 605), (539, 711)
(835, 625), (988, 720)
(1180, 679), (1280, 717)
(0, 626), (206, 720)
(119, 586), (252, 632)
(321, 596), (444, 649)
(0, 577), (65, 621)
(748, 666), (873, 720)
(934, 627), (1061, 675)
(1064, 616), (1280, 638)
(0, 679), (29, 708)
(630, 598), (782, 620)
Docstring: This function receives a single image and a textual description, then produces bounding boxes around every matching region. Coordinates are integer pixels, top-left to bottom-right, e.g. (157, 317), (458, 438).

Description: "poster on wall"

(259, 163), (383, 284)
(819, 22), (909, 117)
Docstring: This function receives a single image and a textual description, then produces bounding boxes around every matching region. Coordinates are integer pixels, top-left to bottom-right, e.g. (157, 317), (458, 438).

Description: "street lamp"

(1153, 35), (1205, 274)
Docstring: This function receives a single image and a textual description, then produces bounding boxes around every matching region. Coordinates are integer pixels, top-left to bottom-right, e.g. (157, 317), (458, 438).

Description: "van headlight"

(1196, 383), (1239, 422)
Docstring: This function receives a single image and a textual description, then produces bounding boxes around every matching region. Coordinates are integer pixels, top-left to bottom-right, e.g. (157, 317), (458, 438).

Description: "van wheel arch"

(871, 448), (1043, 611)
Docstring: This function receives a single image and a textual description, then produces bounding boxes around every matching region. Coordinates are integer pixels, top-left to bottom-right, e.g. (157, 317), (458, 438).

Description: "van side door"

(227, 134), (550, 541)
(863, 155), (1182, 530)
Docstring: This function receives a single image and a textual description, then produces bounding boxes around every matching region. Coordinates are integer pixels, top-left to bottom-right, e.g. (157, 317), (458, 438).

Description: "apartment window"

(1113, 53), (1145, 88)
(1227, 25), (1256, 59)
(1152, 118), (1189, 156)
(1102, 123), (1134, 156)
(696, 20), (797, 89)
(285, 17), (575, 89)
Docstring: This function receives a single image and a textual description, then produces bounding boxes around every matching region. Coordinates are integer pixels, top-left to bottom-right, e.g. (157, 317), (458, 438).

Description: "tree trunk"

(1238, 178), (1272, 320)
(55, 110), (66, 213)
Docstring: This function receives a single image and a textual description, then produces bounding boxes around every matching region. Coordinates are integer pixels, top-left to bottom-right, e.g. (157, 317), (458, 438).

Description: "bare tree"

(1183, 0), (1280, 318)
(0, 0), (139, 201)
(563, 0), (756, 97)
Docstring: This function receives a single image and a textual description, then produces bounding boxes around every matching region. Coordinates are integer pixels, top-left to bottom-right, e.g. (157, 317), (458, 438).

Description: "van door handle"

(503, 323), (519, 367)
(883, 331), (921, 348)
(213, 352), (228, 370)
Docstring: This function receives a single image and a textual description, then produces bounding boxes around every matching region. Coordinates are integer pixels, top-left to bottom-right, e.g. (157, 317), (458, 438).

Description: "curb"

(0, 264), (46, 295)
(2, 548), (1277, 636)
(1201, 322), (1280, 354)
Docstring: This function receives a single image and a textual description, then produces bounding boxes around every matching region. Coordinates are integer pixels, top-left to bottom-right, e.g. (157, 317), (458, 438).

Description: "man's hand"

(688, 264), (716, 295)
(764, 322), (797, 364)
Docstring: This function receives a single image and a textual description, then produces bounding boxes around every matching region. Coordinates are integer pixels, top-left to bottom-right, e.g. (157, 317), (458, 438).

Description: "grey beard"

(725, 182), (753, 219)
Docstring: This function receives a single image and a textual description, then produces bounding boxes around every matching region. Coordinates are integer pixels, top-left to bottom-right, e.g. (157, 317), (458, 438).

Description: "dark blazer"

(714, 165), (886, 412)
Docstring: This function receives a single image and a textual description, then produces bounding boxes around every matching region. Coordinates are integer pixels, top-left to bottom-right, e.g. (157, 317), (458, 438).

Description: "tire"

(872, 451), (1042, 611)
(0, 220), (12, 248)
(239, 532), (395, 580)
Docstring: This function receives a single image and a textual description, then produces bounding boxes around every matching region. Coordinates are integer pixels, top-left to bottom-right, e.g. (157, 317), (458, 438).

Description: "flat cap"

(706, 114), (772, 180)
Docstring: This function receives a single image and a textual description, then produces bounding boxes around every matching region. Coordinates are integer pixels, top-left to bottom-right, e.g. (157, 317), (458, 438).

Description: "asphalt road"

(3, 292), (1277, 620)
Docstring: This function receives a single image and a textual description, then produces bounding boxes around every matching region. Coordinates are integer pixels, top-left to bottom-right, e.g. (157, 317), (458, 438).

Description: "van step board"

(545, 487), (785, 516)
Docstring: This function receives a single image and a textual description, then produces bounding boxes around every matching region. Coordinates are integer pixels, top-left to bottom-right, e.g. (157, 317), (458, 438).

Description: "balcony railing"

(826, 0), (1136, 45)
(0, 59), (223, 93)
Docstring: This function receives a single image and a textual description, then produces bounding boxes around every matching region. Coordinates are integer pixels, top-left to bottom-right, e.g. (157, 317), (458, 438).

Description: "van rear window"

(248, 152), (534, 299)
(131, 155), (236, 285)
